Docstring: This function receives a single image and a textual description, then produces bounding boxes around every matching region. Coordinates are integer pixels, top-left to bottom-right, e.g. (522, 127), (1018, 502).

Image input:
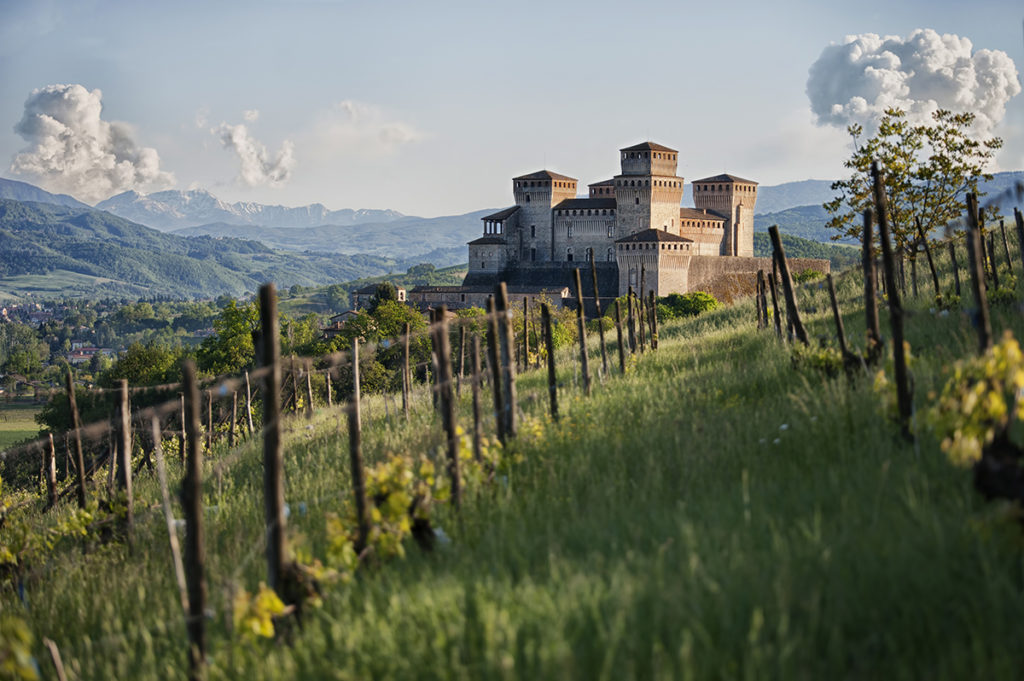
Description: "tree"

(196, 299), (259, 375)
(825, 108), (1002, 253)
(367, 283), (398, 314)
(102, 343), (182, 386)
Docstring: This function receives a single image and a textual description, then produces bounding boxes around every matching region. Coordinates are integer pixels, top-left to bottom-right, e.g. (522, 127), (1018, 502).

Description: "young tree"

(825, 108), (1002, 252)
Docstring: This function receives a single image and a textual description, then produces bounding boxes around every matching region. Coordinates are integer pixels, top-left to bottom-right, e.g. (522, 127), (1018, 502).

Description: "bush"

(793, 269), (823, 283)
(658, 292), (719, 319)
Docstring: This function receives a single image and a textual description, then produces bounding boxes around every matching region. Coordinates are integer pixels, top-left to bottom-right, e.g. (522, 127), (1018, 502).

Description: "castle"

(407, 141), (826, 311)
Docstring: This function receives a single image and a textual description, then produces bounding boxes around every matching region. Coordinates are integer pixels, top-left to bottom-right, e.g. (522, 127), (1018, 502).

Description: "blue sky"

(1, 0), (1021, 216)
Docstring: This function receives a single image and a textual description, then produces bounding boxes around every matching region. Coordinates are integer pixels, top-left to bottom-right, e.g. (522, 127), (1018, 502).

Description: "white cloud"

(214, 120), (295, 187)
(10, 83), (175, 203)
(243, 109), (260, 123)
(307, 99), (422, 157)
(807, 29), (1021, 137)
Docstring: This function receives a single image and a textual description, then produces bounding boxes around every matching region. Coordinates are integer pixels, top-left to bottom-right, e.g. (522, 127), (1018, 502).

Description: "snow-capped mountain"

(95, 188), (405, 231)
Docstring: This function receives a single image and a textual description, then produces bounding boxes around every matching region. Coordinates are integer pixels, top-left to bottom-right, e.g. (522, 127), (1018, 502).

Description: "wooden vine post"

(988, 234), (1001, 291)
(470, 335), (483, 462)
(590, 252), (609, 376)
(825, 273), (850, 357)
(648, 290), (659, 350)
(485, 296), (506, 444)
(116, 379), (134, 537)
(572, 269), (591, 396)
(205, 390), (213, 451)
(965, 193), (993, 353)
(614, 299), (626, 374)
(915, 218), (941, 298)
(458, 324), (467, 397)
(999, 219), (1012, 269)
(244, 371), (254, 435)
(64, 371), (87, 509)
(496, 283), (518, 438)
(433, 306), (461, 509)
(229, 392), (237, 448)
(541, 303), (559, 421)
(349, 338), (369, 554)
(305, 361), (315, 418)
(755, 271), (766, 329)
(871, 162), (913, 437)
(402, 322), (411, 422)
(1014, 208), (1024, 273)
(622, 284), (630, 350)
(259, 283), (287, 598)
(521, 297), (529, 375)
(768, 225), (809, 346)
(44, 434), (57, 510)
(862, 208), (882, 360)
(179, 394), (186, 461)
(767, 269), (782, 340)
(151, 416), (189, 626)
(181, 360), (207, 681)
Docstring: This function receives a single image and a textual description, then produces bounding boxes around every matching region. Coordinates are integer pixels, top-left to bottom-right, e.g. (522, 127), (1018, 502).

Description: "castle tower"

(512, 170), (577, 262)
(691, 174), (758, 257)
(613, 142), (684, 239)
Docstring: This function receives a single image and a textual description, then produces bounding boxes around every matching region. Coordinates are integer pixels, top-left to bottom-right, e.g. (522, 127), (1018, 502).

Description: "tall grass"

(5, 249), (1024, 679)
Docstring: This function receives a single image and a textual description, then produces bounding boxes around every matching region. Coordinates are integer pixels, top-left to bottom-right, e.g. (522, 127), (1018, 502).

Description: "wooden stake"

(181, 359), (206, 681)
(521, 297), (529, 375)
(826, 273), (850, 356)
(999, 219), (1012, 269)
(988, 233), (1001, 291)
(205, 389), (213, 451)
(325, 369), (333, 408)
(485, 296), (505, 444)
(915, 219), (941, 299)
(1013, 208), (1024, 274)
(626, 285), (637, 352)
(590, 252), (609, 376)
(179, 394), (186, 462)
(305, 361), (315, 418)
(496, 283), (518, 438)
(471, 335), (482, 462)
(433, 306), (461, 509)
(244, 371), (254, 435)
(45, 434), (57, 510)
(42, 638), (69, 681)
(572, 269), (591, 396)
(64, 371), (87, 509)
(614, 299), (626, 374)
(755, 272), (765, 329)
(402, 322), (411, 422)
(872, 162), (913, 436)
(229, 392), (237, 448)
(349, 337), (369, 554)
(117, 379), (133, 537)
(648, 290), (659, 350)
(458, 323), (466, 396)
(541, 303), (559, 420)
(767, 267), (782, 340)
(965, 193), (993, 353)
(768, 225), (809, 345)
(259, 283), (286, 598)
(152, 415), (189, 620)
(862, 209), (883, 360)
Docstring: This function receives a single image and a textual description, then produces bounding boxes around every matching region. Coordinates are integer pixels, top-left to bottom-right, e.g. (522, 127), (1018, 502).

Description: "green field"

(0, 403), (41, 450)
(3, 251), (1024, 679)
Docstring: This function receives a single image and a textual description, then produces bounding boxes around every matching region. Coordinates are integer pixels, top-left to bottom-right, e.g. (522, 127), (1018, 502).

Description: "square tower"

(691, 174), (758, 257)
(613, 142), (685, 239)
(513, 170), (577, 262)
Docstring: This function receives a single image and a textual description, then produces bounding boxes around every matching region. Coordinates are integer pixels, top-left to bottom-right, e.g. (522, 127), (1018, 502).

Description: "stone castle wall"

(686, 255), (829, 303)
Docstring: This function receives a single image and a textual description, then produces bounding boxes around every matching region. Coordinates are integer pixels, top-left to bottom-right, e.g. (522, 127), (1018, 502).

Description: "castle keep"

(408, 141), (826, 311)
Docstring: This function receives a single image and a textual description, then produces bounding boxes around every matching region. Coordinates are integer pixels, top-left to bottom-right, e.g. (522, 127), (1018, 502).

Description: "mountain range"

(94, 188), (405, 231)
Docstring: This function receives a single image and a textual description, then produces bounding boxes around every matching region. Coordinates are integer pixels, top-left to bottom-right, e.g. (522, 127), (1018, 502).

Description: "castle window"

(585, 247), (593, 261)
(531, 225), (536, 238)
(526, 194), (530, 203)
(608, 225), (613, 237)
(531, 248), (537, 262)
(567, 247), (573, 262)
(461, 294), (466, 302)
(567, 224), (573, 237)
(635, 197), (639, 205)
(607, 247), (614, 261)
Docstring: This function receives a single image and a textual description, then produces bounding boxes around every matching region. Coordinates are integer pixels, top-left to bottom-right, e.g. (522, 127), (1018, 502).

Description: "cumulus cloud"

(807, 29), (1021, 137)
(243, 109), (260, 123)
(10, 83), (175, 203)
(308, 100), (422, 156)
(214, 120), (295, 187)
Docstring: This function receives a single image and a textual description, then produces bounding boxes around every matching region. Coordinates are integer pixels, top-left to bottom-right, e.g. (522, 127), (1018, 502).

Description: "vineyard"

(2, 177), (1024, 678)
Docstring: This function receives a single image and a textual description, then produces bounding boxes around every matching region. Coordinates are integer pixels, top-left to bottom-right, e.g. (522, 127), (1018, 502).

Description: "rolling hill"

(0, 200), (414, 300)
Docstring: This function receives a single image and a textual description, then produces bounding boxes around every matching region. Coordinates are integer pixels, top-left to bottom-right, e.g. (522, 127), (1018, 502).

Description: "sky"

(0, 0), (1022, 217)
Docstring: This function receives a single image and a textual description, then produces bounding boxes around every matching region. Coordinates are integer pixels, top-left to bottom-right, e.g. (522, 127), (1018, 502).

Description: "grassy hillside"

(0, 200), (406, 300)
(4, 238), (1024, 678)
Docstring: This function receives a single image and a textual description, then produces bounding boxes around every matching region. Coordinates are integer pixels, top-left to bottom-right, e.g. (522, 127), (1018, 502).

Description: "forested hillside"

(0, 200), (409, 299)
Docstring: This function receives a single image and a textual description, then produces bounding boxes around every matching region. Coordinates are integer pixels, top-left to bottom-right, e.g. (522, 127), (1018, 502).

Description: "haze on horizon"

(0, 0), (1021, 218)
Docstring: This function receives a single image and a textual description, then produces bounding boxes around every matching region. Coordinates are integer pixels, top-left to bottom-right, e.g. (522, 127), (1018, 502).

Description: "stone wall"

(686, 255), (830, 303)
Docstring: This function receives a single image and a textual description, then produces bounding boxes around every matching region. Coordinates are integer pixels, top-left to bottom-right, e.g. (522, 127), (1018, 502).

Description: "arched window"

(607, 247), (614, 261)
(530, 225), (536, 238)
(566, 247), (574, 262)
(526, 194), (530, 203)
(585, 247), (593, 261)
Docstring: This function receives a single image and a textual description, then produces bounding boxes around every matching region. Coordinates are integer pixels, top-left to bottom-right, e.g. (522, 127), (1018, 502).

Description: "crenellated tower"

(612, 142), (684, 239)
(512, 170), (577, 262)
(691, 174), (758, 257)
